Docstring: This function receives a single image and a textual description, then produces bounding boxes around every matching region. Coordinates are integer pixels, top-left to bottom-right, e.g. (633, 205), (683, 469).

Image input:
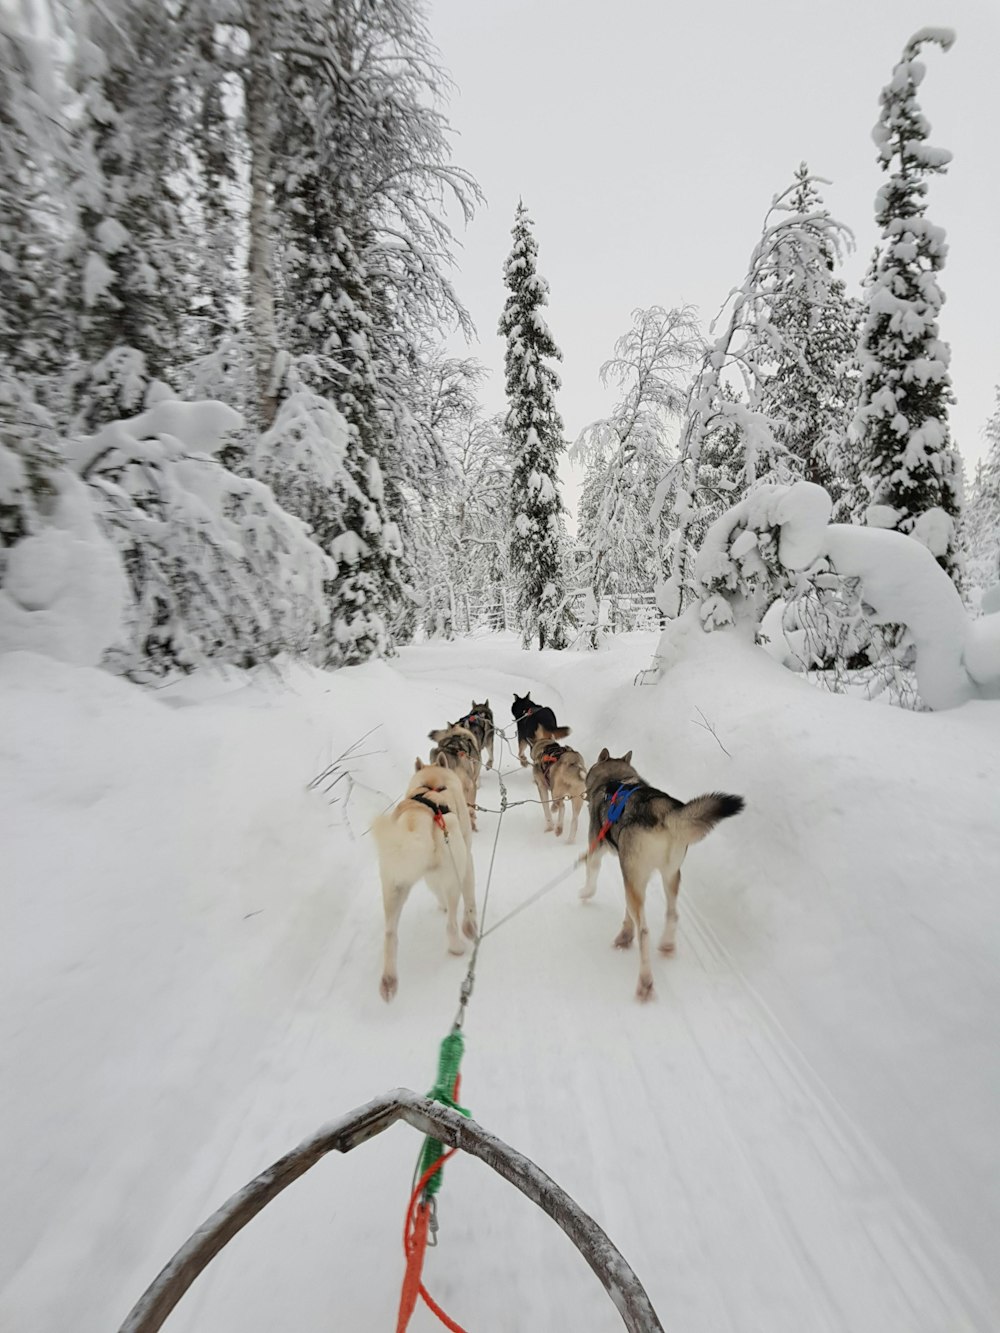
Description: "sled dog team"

(372, 693), (744, 1003)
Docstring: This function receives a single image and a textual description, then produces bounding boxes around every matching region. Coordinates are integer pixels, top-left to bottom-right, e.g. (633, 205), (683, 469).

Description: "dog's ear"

(485, 698), (489, 708)
(598, 747), (609, 762)
(415, 757), (424, 771)
(623, 750), (633, 765)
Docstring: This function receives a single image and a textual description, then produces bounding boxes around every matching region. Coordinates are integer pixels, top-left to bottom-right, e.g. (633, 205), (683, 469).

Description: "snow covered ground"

(2, 629), (999, 1332)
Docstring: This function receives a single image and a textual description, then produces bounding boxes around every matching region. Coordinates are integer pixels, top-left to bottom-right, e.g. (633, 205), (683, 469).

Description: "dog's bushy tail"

(549, 725), (571, 739)
(678, 792), (745, 843)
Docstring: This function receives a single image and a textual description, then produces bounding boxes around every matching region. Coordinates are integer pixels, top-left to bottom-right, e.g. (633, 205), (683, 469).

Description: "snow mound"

(0, 473), (127, 666)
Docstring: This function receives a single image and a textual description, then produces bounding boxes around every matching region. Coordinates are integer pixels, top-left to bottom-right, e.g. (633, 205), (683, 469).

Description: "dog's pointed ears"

(414, 757), (424, 772)
(598, 747), (610, 762)
(623, 750), (633, 765)
(485, 697), (489, 708)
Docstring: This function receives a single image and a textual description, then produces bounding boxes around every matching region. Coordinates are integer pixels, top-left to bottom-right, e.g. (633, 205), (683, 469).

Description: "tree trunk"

(245, 0), (279, 431)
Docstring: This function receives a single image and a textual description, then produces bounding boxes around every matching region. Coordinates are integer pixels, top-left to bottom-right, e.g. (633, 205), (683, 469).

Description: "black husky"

(583, 748), (744, 1000)
(455, 700), (495, 771)
(511, 693), (570, 767)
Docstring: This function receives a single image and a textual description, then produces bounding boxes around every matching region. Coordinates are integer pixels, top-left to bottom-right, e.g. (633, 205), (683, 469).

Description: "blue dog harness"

(606, 783), (641, 824)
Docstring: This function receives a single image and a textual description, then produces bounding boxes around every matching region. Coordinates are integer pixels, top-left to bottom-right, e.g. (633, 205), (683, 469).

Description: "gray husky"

(583, 749), (744, 1000)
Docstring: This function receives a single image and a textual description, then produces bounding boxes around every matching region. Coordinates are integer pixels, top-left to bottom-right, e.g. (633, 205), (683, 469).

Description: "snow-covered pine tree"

(966, 390), (1000, 602)
(411, 355), (511, 636)
(261, 0), (480, 656)
(661, 176), (852, 620)
(574, 306), (702, 643)
(853, 29), (962, 583)
(66, 1), (193, 431)
(759, 164), (860, 504)
(0, 22), (69, 407)
(189, 20), (242, 351)
(499, 202), (571, 650)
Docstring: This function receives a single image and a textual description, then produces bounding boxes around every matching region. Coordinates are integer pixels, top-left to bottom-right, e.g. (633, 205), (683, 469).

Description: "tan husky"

(372, 759), (477, 1002)
(583, 749), (744, 1001)
(428, 723), (482, 831)
(530, 731), (587, 842)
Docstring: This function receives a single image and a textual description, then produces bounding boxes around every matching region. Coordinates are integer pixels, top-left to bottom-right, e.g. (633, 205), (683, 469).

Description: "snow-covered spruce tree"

(0, 23), (70, 407)
(499, 203), (571, 650)
(252, 230), (404, 666)
(66, 1), (193, 431)
(188, 20), (243, 352)
(966, 390), (1000, 601)
(660, 176), (852, 621)
(759, 164), (861, 505)
(262, 0), (480, 655)
(574, 306), (702, 643)
(853, 29), (962, 583)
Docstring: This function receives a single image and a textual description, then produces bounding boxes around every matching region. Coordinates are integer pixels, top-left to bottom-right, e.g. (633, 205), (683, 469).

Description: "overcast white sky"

(429, 0), (1000, 503)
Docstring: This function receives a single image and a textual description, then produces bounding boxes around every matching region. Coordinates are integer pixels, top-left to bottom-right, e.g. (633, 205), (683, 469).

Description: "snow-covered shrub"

(71, 397), (333, 676)
(691, 479), (1000, 709)
(0, 376), (127, 665)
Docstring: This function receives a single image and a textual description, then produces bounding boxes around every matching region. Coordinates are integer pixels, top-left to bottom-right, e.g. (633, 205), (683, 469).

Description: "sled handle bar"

(118, 1087), (665, 1333)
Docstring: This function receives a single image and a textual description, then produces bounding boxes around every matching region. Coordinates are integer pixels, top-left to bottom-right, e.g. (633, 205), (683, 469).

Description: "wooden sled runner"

(118, 1087), (665, 1333)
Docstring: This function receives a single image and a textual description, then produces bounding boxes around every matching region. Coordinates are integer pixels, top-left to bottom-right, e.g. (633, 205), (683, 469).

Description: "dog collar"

(410, 792), (450, 830)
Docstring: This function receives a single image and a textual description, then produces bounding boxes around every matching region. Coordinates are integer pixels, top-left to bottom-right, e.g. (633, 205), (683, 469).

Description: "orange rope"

(396, 1148), (467, 1333)
(396, 1070), (467, 1331)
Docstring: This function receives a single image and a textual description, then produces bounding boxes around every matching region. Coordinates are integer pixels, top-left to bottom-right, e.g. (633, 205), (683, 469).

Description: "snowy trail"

(3, 637), (999, 1332)
(159, 647), (995, 1332)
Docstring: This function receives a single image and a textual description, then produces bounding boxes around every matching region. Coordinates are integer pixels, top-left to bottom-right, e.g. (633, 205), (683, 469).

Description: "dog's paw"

(613, 929), (634, 950)
(544, 825), (554, 834)
(380, 974), (398, 1002)
(463, 916), (477, 941)
(554, 827), (563, 838)
(448, 937), (467, 956)
(658, 940), (676, 956)
(579, 885), (596, 902)
(636, 976), (655, 1002)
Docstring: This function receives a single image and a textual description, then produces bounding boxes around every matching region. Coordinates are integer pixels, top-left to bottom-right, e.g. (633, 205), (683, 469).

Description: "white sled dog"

(372, 758), (477, 1002)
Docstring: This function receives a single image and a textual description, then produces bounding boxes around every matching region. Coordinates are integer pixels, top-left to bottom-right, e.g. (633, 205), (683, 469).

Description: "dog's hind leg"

(624, 875), (654, 1000)
(460, 863), (477, 940)
(659, 869), (681, 955)
(534, 773), (555, 833)
(580, 841), (605, 901)
(567, 793), (583, 844)
(553, 795), (565, 837)
(380, 880), (414, 1002)
(428, 866), (466, 956)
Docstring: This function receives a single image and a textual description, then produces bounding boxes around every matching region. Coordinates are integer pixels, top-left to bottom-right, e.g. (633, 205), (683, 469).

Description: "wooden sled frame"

(119, 1087), (665, 1333)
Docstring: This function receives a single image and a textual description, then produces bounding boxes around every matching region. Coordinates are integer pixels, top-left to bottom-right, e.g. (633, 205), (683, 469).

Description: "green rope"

(417, 1031), (469, 1196)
